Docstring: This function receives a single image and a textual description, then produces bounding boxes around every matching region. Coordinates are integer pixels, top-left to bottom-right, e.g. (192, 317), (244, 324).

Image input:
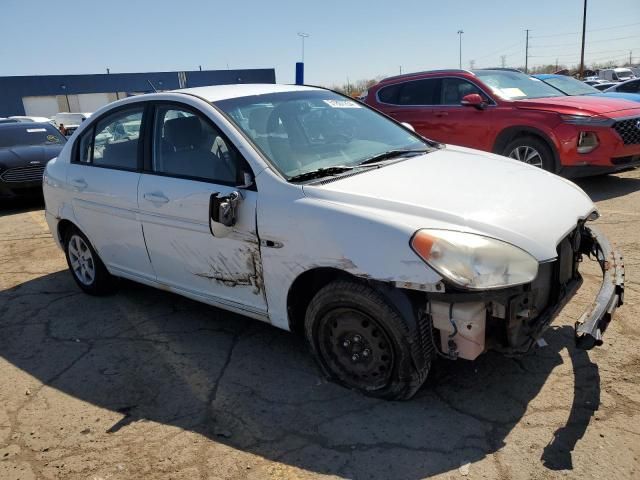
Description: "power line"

(530, 47), (637, 58)
(530, 21), (640, 38)
(534, 34), (640, 48)
(474, 40), (523, 60)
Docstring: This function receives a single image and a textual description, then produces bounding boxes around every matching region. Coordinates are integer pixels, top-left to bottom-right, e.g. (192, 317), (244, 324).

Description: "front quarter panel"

(256, 171), (442, 330)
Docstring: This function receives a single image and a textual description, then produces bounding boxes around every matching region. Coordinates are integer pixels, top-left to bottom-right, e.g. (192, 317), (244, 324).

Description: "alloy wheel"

(508, 145), (543, 168)
(68, 234), (96, 286)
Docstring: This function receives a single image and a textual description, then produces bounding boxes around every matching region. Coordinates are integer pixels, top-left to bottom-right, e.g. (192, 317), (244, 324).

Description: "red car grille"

(613, 117), (640, 145)
(0, 165), (45, 183)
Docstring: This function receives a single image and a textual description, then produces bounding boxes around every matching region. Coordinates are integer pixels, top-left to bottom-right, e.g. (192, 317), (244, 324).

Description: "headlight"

(560, 114), (613, 127)
(410, 229), (539, 290)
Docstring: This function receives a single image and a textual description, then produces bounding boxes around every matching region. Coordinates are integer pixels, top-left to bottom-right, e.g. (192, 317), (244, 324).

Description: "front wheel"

(304, 280), (432, 400)
(503, 136), (556, 173)
(64, 227), (115, 295)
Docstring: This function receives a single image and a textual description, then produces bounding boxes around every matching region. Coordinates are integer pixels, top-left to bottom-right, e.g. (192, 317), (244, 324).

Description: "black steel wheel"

(305, 280), (432, 400)
(316, 307), (395, 391)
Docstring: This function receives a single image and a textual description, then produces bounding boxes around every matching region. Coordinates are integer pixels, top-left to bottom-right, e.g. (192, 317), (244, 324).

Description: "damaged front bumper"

(422, 223), (624, 359)
(574, 226), (625, 350)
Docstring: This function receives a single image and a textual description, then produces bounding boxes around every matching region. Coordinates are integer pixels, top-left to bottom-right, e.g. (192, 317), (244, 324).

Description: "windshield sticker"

(499, 88), (526, 98)
(323, 99), (361, 109)
(27, 128), (47, 133)
(46, 134), (59, 143)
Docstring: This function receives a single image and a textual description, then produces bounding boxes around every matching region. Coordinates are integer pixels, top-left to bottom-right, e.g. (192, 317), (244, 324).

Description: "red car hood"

(515, 95), (640, 117)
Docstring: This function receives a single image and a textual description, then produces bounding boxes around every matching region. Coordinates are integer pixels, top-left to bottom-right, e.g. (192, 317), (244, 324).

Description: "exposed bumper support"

(574, 226), (625, 350)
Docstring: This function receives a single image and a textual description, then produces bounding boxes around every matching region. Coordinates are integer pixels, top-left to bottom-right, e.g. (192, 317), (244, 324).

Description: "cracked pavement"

(1, 170), (640, 479)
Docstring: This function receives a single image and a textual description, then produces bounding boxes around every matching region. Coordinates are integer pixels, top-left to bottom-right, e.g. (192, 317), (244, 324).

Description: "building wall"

(0, 69), (276, 117)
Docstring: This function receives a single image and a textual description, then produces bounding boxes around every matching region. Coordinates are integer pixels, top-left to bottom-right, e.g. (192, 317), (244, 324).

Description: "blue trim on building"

(0, 68), (276, 116)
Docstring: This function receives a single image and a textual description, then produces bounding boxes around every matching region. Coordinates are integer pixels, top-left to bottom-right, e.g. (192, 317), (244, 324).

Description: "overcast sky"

(1, 0), (638, 85)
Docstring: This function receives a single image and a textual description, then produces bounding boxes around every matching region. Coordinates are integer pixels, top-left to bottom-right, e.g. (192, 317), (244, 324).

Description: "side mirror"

(401, 122), (415, 132)
(209, 191), (242, 236)
(460, 93), (486, 110)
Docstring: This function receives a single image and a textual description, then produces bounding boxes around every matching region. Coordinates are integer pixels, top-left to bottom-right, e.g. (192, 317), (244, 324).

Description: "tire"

(503, 135), (556, 173)
(304, 280), (432, 400)
(63, 226), (115, 295)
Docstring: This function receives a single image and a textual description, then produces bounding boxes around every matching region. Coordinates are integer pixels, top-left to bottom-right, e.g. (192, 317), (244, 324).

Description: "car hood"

(0, 145), (64, 169)
(302, 145), (595, 261)
(598, 92), (640, 103)
(514, 94), (640, 116)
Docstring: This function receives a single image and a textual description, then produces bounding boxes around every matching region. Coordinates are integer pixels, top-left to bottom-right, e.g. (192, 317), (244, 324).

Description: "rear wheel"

(304, 280), (431, 400)
(64, 227), (115, 295)
(503, 136), (555, 172)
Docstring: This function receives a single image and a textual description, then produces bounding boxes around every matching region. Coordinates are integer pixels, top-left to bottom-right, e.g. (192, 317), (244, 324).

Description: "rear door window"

(378, 79), (441, 105)
(92, 108), (143, 170)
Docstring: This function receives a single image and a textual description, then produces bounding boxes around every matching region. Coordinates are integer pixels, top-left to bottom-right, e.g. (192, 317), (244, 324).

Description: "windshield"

(214, 90), (428, 179)
(473, 70), (565, 99)
(616, 70), (633, 80)
(537, 75), (600, 96)
(0, 125), (66, 148)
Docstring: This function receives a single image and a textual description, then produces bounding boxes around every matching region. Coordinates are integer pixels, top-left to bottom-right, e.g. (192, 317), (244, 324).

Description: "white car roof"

(175, 83), (321, 102)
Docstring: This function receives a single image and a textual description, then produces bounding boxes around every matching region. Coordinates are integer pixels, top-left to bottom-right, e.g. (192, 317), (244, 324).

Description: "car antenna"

(147, 80), (158, 93)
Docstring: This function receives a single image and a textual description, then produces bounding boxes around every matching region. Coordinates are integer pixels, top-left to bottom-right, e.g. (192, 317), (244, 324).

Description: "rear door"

(66, 104), (156, 281)
(137, 102), (266, 318)
(374, 78), (441, 136)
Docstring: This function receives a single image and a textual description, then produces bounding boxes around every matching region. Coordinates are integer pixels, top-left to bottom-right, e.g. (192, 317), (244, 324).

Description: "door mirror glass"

(460, 93), (486, 109)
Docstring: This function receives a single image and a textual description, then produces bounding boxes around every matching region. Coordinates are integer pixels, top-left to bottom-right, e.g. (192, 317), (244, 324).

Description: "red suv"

(365, 69), (640, 177)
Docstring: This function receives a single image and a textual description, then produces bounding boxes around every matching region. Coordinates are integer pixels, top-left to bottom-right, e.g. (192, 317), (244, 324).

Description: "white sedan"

(43, 84), (624, 399)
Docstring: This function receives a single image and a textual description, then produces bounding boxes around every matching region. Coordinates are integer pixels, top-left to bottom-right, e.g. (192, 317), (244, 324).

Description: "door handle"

(70, 178), (87, 190)
(434, 111), (449, 117)
(143, 192), (169, 204)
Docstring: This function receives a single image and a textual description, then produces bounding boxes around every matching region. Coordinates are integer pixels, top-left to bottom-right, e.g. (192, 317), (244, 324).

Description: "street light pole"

(297, 32), (310, 63)
(457, 30), (464, 69)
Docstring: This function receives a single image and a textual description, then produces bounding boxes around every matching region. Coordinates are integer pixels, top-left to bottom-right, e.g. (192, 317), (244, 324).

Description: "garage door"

(77, 93), (116, 113)
(22, 96), (61, 117)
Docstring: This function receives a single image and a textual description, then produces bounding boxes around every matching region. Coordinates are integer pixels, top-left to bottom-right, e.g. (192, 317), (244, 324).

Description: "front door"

(428, 77), (495, 150)
(137, 103), (266, 318)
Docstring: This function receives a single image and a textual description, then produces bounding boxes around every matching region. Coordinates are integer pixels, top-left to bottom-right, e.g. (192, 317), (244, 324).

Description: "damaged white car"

(43, 84), (624, 399)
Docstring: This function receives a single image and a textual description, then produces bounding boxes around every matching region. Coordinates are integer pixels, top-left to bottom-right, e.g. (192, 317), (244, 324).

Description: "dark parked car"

(0, 122), (67, 199)
(605, 78), (640, 94)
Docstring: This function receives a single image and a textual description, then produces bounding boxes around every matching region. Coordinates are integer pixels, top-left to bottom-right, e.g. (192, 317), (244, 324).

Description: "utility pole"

(500, 55), (506, 68)
(457, 30), (464, 69)
(579, 0), (587, 78)
(525, 29), (530, 73)
(556, 58), (559, 71)
(106, 67), (110, 74)
(399, 65), (402, 74)
(630, 50), (633, 66)
(199, 65), (202, 71)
